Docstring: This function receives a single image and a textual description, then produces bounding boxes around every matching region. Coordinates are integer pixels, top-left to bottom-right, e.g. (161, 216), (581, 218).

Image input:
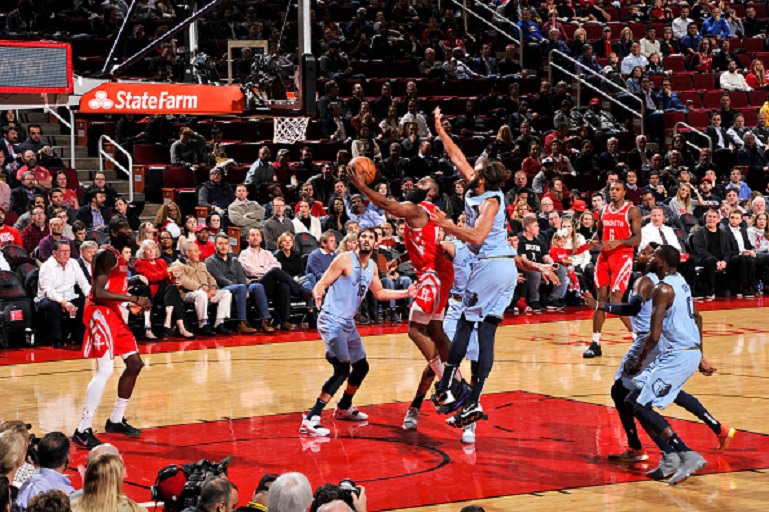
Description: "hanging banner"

(80, 83), (245, 114)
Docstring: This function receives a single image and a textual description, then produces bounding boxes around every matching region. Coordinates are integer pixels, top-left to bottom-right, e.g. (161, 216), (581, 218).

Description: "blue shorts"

(317, 312), (366, 363)
(633, 349), (701, 410)
(462, 257), (517, 322)
(615, 333), (660, 390)
(444, 297), (479, 362)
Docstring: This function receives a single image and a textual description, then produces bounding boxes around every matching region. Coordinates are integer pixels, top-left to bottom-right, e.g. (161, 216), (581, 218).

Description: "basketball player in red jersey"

(584, 180), (642, 358)
(72, 217), (152, 449)
(348, 170), (466, 428)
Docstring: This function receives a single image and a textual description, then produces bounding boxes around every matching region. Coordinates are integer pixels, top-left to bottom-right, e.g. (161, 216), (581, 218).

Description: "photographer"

(235, 473), (276, 512)
(16, 433), (74, 511)
(182, 477), (238, 512)
(311, 481), (367, 512)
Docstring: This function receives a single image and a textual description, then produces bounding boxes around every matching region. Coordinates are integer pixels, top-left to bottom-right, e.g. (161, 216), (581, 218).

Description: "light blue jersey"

(444, 240), (479, 360)
(630, 274), (659, 335)
(659, 273), (701, 352)
(465, 189), (515, 258)
(449, 240), (476, 296)
(322, 252), (375, 320)
(617, 274), (660, 389)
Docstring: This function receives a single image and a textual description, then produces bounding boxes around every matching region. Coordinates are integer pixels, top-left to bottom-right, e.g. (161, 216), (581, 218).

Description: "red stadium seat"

(671, 74), (692, 91)
(703, 90), (725, 109)
(686, 110), (710, 128)
(664, 111), (686, 130)
(755, 5), (767, 18)
(629, 23), (645, 40)
(163, 167), (195, 189)
(664, 55), (686, 73)
(584, 24), (602, 40)
(742, 38), (764, 55)
(134, 144), (169, 166)
(679, 91), (703, 108)
(750, 90), (769, 107)
(738, 53), (753, 69)
(729, 91), (749, 108)
(650, 75), (664, 88)
(738, 107), (758, 126)
(563, 24), (577, 41)
(692, 73), (715, 90)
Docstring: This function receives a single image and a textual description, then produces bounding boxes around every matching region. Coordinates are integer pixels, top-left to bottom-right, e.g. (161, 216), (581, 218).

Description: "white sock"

(592, 333), (601, 345)
(109, 397), (129, 424)
(199, 320), (208, 328)
(428, 357), (444, 379)
(78, 355), (114, 432)
(631, 332), (638, 341)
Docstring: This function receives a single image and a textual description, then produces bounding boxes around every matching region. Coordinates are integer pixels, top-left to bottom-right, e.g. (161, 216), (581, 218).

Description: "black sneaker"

(583, 341), (603, 358)
(198, 324), (216, 337)
(451, 400), (485, 428)
(529, 301), (543, 313)
(215, 323), (234, 335)
(545, 301), (559, 311)
(105, 418), (142, 437)
(72, 428), (102, 449)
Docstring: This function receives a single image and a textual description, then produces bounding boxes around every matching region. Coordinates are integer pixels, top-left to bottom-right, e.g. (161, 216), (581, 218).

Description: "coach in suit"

(723, 209), (758, 296)
(77, 240), (97, 286)
(625, 135), (653, 173)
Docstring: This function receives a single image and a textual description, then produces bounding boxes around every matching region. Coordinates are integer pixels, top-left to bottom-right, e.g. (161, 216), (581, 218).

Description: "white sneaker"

(299, 414), (330, 437)
(461, 422), (477, 444)
(333, 405), (368, 421)
(403, 407), (419, 430)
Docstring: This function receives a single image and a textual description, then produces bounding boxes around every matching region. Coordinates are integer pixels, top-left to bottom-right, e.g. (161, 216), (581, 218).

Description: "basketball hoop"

(273, 116), (310, 144)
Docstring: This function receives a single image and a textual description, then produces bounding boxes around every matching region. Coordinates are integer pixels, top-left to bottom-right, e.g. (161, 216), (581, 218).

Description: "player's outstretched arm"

(92, 249), (151, 309)
(370, 271), (417, 302)
(346, 167), (421, 222)
(513, 255), (560, 285)
(313, 252), (351, 308)
(582, 275), (655, 314)
(431, 197), (496, 246)
(434, 107), (475, 183)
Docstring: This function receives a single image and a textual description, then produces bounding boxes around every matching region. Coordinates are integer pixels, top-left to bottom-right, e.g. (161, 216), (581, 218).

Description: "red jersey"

(0, 225), (22, 247)
(404, 202), (453, 279)
(600, 201), (634, 257)
(89, 246), (128, 303)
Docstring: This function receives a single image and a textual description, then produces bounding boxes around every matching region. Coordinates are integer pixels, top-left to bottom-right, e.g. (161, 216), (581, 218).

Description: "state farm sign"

(80, 83), (245, 115)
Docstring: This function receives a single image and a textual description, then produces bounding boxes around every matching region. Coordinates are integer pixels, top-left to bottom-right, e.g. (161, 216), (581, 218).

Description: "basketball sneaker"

(433, 379), (471, 414)
(717, 425), (736, 451)
(72, 428), (102, 449)
(451, 400), (485, 428)
(104, 418), (141, 437)
(645, 452), (682, 480)
(402, 407), (419, 430)
(608, 448), (649, 462)
(461, 422), (476, 444)
(299, 414), (330, 437)
(333, 405), (368, 421)
(668, 451), (706, 485)
(583, 342), (602, 358)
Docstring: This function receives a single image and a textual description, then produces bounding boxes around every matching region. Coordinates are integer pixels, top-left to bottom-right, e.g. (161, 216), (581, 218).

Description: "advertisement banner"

(0, 41), (73, 93)
(80, 83), (245, 114)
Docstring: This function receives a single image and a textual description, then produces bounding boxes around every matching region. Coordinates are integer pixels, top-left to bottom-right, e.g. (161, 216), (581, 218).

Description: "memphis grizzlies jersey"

(630, 273), (660, 334)
(659, 273), (700, 352)
(322, 252), (375, 319)
(449, 240), (476, 296)
(464, 189), (515, 258)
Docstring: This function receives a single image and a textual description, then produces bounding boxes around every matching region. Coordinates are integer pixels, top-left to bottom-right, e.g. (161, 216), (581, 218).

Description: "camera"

(27, 432), (40, 466)
(151, 456), (232, 512)
(338, 479), (361, 508)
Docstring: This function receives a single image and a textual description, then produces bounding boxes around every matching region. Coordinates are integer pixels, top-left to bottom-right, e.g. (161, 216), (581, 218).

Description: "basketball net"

(273, 116), (310, 144)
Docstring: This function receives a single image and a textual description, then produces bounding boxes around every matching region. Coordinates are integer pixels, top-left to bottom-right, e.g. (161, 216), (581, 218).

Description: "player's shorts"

(594, 251), (634, 294)
(444, 295), (479, 362)
(632, 349), (701, 410)
(82, 301), (138, 359)
(409, 269), (451, 325)
(317, 311), (366, 363)
(462, 257), (517, 323)
(615, 333), (660, 390)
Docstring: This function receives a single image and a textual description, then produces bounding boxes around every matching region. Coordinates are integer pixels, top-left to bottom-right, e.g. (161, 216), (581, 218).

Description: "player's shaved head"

(656, 245), (680, 270)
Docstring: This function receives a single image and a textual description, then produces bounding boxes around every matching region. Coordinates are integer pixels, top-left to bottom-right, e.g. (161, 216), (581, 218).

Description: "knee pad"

(321, 356), (351, 396)
(348, 358), (370, 387)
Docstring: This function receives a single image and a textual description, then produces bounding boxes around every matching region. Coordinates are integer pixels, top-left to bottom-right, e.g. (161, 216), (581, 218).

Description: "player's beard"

(405, 187), (429, 204)
(358, 246), (372, 256)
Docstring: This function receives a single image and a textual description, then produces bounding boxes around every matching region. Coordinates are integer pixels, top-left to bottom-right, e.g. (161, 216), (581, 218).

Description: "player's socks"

(109, 397), (129, 424)
(468, 376), (485, 402)
(428, 356), (445, 379)
(592, 333), (601, 345)
(631, 332), (637, 341)
(411, 393), (426, 410)
(337, 392), (355, 410)
(667, 433), (692, 452)
(652, 435), (676, 454)
(675, 391), (721, 435)
(307, 398), (328, 419)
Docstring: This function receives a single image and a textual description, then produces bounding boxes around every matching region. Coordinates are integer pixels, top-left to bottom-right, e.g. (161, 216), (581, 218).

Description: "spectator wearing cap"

(198, 167), (235, 218)
(170, 127), (207, 170)
(583, 97), (623, 135)
(592, 26), (618, 59)
(194, 224), (215, 260)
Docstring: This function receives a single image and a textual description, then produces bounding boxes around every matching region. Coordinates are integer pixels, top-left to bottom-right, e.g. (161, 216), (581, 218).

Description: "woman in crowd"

(573, 139), (598, 175)
(746, 59), (769, 90)
(1, 110), (25, 139)
(687, 39), (713, 72)
(625, 66), (644, 94)
(71, 455), (147, 512)
(578, 209), (596, 239)
(292, 199), (323, 240)
(351, 101), (378, 136)
(338, 233), (358, 253)
(447, 179), (465, 222)
(158, 229), (180, 265)
(379, 105), (400, 134)
(53, 171), (79, 210)
(323, 197), (350, 232)
(509, 200), (529, 235)
(748, 212), (769, 287)
(521, 143), (542, 180)
(568, 27), (588, 58)
(670, 134), (698, 169)
(177, 215), (197, 251)
(668, 182), (700, 216)
(488, 125), (516, 163)
(154, 202), (182, 238)
(136, 222), (158, 246)
(114, 197), (140, 231)
(367, 183), (390, 216)
(72, 221), (87, 252)
(276, 231), (317, 312)
(561, 216), (592, 294)
(206, 211), (223, 237)
(616, 27), (634, 58)
(0, 430), (26, 496)
(135, 239), (193, 339)
(659, 27), (679, 56)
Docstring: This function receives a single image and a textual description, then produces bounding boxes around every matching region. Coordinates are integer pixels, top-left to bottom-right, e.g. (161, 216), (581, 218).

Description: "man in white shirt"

(720, 60), (752, 91)
(620, 43), (649, 75)
(640, 207), (683, 252)
(398, 99), (432, 139)
(672, 4), (694, 39)
(36, 240), (91, 347)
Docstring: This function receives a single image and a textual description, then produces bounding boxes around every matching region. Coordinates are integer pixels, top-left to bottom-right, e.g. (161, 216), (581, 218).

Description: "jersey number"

(358, 284), (367, 298)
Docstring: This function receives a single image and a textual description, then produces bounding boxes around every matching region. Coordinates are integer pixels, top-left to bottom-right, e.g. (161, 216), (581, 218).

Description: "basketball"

(349, 156), (378, 185)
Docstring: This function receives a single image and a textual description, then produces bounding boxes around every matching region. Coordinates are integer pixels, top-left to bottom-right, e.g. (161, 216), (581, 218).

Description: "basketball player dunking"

(73, 217), (152, 449)
(347, 171), (468, 430)
(584, 180), (642, 358)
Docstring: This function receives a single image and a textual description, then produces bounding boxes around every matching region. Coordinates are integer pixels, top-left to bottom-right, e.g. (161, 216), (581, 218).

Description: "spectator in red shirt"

(0, 206), (22, 247)
(15, 150), (52, 189)
(21, 205), (49, 255)
(543, 177), (570, 211)
(194, 224), (215, 259)
(521, 143), (542, 180)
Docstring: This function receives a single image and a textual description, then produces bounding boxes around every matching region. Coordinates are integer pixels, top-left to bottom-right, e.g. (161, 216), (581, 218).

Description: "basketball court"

(2, 299), (768, 511)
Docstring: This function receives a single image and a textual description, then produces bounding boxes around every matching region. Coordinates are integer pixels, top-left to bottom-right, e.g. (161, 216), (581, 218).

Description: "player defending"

(582, 244), (734, 472)
(347, 171), (465, 428)
(584, 180), (642, 358)
(73, 217), (152, 448)
(429, 107), (558, 427)
(301, 228), (416, 436)
(625, 245), (708, 485)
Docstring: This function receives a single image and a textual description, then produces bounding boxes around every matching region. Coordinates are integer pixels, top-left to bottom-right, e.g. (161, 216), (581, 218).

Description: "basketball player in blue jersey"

(301, 228), (416, 437)
(583, 244), (735, 474)
(624, 245), (709, 485)
(429, 107), (559, 428)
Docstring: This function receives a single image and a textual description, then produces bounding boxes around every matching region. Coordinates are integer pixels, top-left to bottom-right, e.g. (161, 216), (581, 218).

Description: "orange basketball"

(349, 156), (378, 185)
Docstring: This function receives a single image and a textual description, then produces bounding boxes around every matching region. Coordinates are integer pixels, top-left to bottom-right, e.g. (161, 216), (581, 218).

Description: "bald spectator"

(245, 146), (276, 186)
(37, 217), (78, 262)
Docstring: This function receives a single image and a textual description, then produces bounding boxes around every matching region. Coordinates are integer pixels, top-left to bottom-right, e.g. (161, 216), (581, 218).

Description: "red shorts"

(409, 269), (452, 324)
(82, 301), (137, 359)
(594, 251), (634, 294)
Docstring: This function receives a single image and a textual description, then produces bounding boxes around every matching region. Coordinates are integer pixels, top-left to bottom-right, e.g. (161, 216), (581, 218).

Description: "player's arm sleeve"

(602, 294), (644, 316)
